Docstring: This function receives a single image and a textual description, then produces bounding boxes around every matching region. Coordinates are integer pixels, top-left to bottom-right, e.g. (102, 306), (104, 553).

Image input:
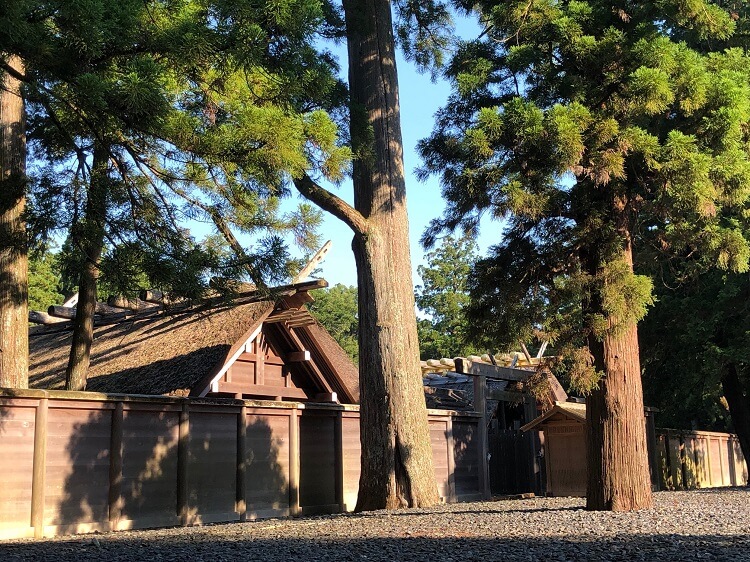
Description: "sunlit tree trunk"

(345, 0), (439, 509)
(0, 55), (28, 389)
(586, 205), (653, 511)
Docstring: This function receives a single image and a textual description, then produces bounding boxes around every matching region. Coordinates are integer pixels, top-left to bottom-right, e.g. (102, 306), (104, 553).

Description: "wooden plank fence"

(0, 389), (484, 540)
(656, 429), (747, 490)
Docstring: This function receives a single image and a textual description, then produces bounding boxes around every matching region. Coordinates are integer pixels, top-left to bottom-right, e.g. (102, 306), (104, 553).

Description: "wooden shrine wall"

(0, 390), (483, 540)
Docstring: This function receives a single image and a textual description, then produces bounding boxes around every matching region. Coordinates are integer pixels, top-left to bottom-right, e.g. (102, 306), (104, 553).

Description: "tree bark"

(0, 55), (28, 389)
(585, 208), (653, 511)
(65, 145), (109, 391)
(721, 364), (750, 474)
(309, 0), (437, 510)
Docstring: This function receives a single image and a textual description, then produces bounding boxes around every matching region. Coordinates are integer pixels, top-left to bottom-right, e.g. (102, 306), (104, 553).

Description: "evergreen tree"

(309, 284), (359, 362)
(27, 249), (62, 311)
(416, 233), (478, 359)
(419, 1), (750, 510)
(639, 251), (750, 466)
(3, 0), (347, 389)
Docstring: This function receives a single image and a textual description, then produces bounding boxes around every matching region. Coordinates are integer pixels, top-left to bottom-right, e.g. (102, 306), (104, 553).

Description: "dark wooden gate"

(488, 428), (544, 495)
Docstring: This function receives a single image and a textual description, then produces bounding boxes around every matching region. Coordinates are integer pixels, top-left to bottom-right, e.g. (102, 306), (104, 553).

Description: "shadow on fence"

(657, 429), (748, 490)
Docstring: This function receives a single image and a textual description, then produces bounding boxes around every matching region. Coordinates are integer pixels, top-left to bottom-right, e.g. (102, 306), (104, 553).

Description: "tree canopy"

(416, 233), (478, 359)
(419, 0), (750, 510)
(309, 284), (359, 363)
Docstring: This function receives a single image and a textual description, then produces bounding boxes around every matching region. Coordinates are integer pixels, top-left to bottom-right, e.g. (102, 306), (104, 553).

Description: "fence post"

(108, 401), (124, 529)
(334, 410), (344, 512)
(473, 373), (490, 499)
(446, 416), (456, 502)
(177, 400), (190, 525)
(30, 394), (48, 538)
(237, 404), (247, 521)
(645, 408), (660, 491)
(288, 408), (300, 515)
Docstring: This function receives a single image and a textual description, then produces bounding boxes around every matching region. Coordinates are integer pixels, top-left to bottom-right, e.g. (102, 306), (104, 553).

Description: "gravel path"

(3, 489), (749, 561)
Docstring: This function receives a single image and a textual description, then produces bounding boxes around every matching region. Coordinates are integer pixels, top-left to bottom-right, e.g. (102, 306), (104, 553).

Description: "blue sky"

(294, 18), (500, 289)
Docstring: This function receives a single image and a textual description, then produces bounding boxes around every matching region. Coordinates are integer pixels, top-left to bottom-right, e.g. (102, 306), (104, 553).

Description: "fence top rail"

(657, 427), (742, 439)
(0, 387), (480, 418)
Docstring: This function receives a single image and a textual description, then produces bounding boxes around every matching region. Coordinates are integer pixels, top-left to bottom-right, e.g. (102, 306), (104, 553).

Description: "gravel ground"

(2, 489), (749, 561)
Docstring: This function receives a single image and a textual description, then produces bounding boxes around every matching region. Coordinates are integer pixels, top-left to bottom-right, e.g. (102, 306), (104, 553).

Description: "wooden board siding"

(299, 413), (337, 512)
(44, 403), (112, 526)
(0, 391), (483, 539)
(0, 401), (36, 533)
(341, 413), (361, 511)
(452, 420), (481, 499)
(188, 410), (239, 523)
(244, 412), (290, 518)
(544, 422), (586, 497)
(218, 329), (316, 400)
(119, 406), (180, 527)
(430, 419), (451, 501)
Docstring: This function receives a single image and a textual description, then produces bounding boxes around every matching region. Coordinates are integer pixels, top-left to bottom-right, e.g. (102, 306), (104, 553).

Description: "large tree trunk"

(344, 0), (439, 510)
(721, 364), (750, 475)
(65, 145), (109, 391)
(0, 55), (28, 389)
(585, 208), (653, 511)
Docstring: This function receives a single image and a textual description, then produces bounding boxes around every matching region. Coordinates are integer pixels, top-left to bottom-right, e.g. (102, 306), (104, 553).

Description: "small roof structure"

(29, 280), (359, 403)
(520, 401), (587, 431)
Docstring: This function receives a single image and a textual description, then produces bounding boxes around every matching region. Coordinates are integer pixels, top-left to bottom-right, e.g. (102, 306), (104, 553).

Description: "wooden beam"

(108, 402), (124, 527)
(486, 388), (526, 403)
(217, 382), (309, 400)
(29, 310), (67, 324)
(454, 358), (534, 382)
(139, 289), (164, 304)
(289, 409), (300, 515)
(292, 240), (331, 283)
(30, 396), (48, 538)
(520, 343), (533, 365)
(473, 374), (491, 500)
(237, 405), (248, 521)
(47, 305), (77, 319)
(177, 401), (190, 526)
(280, 292), (314, 310)
(287, 350), (311, 363)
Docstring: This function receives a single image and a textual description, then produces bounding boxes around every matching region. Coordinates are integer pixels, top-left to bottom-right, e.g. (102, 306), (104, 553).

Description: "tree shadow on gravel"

(353, 505), (583, 518)
(3, 533), (749, 562)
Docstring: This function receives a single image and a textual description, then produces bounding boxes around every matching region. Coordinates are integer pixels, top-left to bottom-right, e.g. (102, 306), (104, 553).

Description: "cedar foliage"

(309, 284), (359, 363)
(415, 233), (479, 359)
(419, 1), (750, 510)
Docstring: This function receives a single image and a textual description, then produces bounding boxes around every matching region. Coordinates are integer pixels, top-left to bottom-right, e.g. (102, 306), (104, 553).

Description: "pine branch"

(293, 173), (368, 235)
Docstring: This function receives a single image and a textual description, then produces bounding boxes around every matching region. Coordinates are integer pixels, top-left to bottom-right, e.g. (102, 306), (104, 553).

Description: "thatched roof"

(520, 401), (587, 431)
(29, 300), (273, 396)
(28, 278), (361, 402)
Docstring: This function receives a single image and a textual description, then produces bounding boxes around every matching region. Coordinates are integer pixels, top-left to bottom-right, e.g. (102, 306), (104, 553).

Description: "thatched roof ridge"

(29, 300), (273, 395)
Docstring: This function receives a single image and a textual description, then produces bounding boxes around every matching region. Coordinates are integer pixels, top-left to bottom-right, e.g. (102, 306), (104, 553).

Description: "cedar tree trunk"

(294, 0), (439, 510)
(345, 0), (438, 510)
(65, 145), (109, 391)
(721, 364), (750, 474)
(585, 205), (653, 511)
(0, 55), (28, 389)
